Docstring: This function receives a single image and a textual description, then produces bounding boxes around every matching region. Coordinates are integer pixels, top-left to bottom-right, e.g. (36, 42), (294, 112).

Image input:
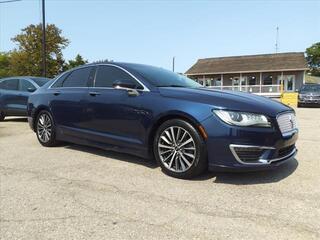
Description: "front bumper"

(201, 115), (298, 172)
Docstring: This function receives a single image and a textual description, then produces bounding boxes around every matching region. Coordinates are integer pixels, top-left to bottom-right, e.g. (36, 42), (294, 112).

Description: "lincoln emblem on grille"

(289, 115), (294, 129)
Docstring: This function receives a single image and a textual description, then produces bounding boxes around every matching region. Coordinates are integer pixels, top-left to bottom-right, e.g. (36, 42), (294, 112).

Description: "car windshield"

(126, 64), (202, 88)
(300, 85), (320, 93)
(31, 77), (51, 87)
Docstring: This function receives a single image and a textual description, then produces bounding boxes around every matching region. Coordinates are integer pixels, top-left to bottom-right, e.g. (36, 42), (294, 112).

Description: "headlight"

(213, 110), (271, 127)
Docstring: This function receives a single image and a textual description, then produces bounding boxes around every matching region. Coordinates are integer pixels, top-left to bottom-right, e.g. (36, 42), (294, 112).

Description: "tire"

(35, 110), (59, 147)
(0, 111), (5, 121)
(153, 119), (207, 179)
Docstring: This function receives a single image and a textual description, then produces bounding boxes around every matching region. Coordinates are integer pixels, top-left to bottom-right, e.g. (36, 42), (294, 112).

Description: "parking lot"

(0, 107), (319, 240)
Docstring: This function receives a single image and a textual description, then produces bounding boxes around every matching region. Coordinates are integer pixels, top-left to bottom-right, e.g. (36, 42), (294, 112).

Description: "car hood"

(159, 87), (292, 117)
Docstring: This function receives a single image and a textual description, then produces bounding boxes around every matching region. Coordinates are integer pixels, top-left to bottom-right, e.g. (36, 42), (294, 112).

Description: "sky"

(0, 0), (319, 73)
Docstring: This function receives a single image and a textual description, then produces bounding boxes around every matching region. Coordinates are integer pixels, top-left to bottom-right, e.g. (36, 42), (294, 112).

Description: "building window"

(249, 76), (256, 85)
(263, 75), (273, 85)
(232, 77), (240, 86)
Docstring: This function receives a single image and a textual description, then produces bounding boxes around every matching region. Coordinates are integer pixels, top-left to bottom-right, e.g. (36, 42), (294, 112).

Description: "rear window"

(50, 67), (94, 88)
(50, 73), (70, 88)
(31, 77), (51, 87)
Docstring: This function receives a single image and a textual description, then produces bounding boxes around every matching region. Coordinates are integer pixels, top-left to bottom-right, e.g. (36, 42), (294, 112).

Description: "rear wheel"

(154, 119), (207, 179)
(36, 110), (59, 147)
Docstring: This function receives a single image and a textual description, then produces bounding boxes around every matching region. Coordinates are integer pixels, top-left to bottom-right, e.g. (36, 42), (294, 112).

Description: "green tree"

(63, 54), (88, 71)
(306, 42), (320, 77)
(0, 52), (11, 78)
(10, 24), (69, 78)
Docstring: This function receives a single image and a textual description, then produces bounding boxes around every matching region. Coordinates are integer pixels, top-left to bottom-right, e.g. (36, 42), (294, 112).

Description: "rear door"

(0, 79), (23, 115)
(49, 66), (95, 133)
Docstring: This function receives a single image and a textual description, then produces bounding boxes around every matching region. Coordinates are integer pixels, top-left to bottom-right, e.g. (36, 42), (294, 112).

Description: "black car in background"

(0, 77), (51, 121)
(298, 84), (320, 107)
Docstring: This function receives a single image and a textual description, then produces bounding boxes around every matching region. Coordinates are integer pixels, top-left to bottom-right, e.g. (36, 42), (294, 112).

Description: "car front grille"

(277, 112), (297, 136)
(303, 95), (320, 100)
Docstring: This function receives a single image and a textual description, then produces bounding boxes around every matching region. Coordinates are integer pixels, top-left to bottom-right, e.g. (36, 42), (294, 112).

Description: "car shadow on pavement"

(3, 117), (28, 122)
(207, 159), (299, 185)
(64, 144), (158, 169)
(64, 144), (298, 183)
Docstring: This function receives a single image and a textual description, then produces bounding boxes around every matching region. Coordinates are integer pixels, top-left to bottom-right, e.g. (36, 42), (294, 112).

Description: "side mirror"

(112, 80), (140, 97)
(112, 80), (137, 90)
(27, 87), (36, 92)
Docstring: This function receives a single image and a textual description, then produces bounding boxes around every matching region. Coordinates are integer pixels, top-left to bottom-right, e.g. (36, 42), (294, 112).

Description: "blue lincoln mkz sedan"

(27, 63), (298, 179)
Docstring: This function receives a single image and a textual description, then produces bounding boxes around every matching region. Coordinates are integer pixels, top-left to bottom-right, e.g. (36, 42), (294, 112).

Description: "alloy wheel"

(158, 126), (196, 173)
(37, 113), (52, 143)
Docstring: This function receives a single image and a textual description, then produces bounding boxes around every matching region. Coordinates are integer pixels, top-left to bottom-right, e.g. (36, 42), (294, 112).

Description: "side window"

(0, 79), (19, 91)
(51, 72), (70, 88)
(62, 67), (93, 87)
(95, 65), (141, 88)
(20, 79), (36, 92)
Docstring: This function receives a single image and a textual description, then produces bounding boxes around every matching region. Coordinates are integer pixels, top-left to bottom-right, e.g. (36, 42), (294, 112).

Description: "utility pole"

(172, 56), (175, 72)
(42, 0), (46, 77)
(275, 26), (279, 53)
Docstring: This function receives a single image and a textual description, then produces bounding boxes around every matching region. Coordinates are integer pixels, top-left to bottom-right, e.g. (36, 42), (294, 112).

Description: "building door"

(277, 75), (295, 92)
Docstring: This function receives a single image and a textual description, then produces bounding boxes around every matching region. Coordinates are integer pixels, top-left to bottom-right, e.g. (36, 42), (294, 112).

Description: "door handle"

(89, 91), (101, 96)
(53, 91), (61, 96)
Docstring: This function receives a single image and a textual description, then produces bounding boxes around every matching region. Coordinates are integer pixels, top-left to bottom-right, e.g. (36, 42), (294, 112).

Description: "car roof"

(0, 76), (47, 80)
(74, 62), (156, 69)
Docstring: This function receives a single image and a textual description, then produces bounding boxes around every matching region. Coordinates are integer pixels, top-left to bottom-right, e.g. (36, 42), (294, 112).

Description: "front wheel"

(154, 119), (207, 179)
(36, 110), (59, 147)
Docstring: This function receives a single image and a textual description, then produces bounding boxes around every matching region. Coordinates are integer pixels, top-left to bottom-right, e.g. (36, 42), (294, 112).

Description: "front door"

(84, 65), (147, 148)
(0, 79), (24, 115)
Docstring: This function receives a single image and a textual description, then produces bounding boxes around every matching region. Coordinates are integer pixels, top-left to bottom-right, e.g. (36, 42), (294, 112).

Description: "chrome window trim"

(229, 144), (296, 165)
(48, 64), (150, 92)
